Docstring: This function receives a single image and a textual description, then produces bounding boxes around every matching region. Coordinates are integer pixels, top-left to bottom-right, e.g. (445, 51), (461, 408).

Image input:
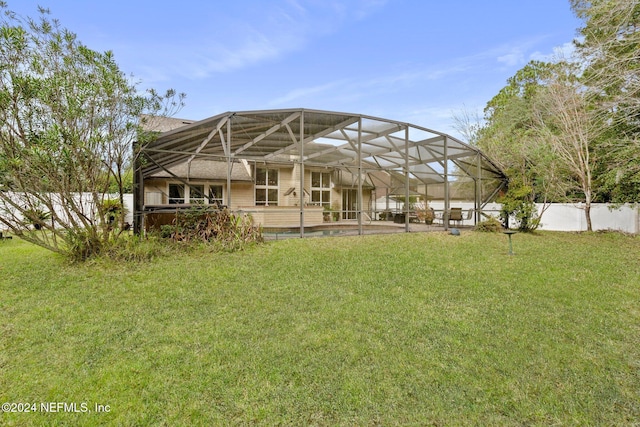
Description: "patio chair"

(449, 208), (463, 226)
(461, 208), (474, 225)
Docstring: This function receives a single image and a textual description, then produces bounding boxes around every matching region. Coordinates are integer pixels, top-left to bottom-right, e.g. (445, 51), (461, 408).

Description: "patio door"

(342, 189), (357, 220)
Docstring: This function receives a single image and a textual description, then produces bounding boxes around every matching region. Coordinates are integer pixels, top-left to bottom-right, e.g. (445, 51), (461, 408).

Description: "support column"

(404, 126), (410, 232)
(475, 154), (482, 225)
(132, 146), (144, 235)
(443, 136), (449, 231)
(226, 119), (232, 208)
(357, 118), (363, 235)
(299, 112), (305, 238)
(424, 183), (429, 217)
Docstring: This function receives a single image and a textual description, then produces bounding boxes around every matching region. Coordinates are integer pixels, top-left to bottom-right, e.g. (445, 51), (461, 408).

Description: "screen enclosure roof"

(139, 108), (506, 190)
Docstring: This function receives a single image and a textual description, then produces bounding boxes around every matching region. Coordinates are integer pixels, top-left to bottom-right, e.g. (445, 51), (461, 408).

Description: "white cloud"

(266, 68), (437, 108)
(284, 0), (308, 15)
(195, 33), (287, 75)
(266, 54), (485, 109)
(353, 0), (389, 20)
(497, 50), (526, 67)
(493, 39), (546, 68)
(258, 33), (577, 123)
(493, 38), (581, 69)
(475, 36), (549, 69)
(175, 1), (391, 80)
(269, 80), (347, 106)
(112, 0), (394, 85)
(530, 41), (578, 62)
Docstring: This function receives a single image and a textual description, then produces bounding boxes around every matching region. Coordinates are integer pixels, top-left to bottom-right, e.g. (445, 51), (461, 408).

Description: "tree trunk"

(584, 202), (592, 232)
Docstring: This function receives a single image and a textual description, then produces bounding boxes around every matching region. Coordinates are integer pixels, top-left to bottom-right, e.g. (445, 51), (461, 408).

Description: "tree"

(451, 104), (483, 145)
(476, 61), (568, 230)
(530, 66), (602, 231)
(0, 4), (184, 259)
(571, 0), (640, 202)
(572, 0), (640, 120)
(475, 1), (639, 230)
(478, 57), (603, 231)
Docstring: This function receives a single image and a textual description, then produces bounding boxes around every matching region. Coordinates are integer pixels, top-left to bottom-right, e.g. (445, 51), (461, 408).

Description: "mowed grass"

(1, 231), (639, 426)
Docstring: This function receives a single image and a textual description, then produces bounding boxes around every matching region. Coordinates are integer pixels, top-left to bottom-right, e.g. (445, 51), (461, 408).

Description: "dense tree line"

(474, 0), (640, 231)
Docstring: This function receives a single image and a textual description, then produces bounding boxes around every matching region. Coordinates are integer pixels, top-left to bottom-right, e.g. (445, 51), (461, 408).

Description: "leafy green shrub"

(498, 183), (540, 232)
(474, 216), (504, 232)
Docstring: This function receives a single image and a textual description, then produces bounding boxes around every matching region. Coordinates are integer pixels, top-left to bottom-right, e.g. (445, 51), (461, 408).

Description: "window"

(311, 171), (331, 207)
(255, 167), (278, 206)
(168, 184), (185, 204)
(170, 183), (225, 205)
(189, 184), (205, 204)
(208, 185), (224, 207)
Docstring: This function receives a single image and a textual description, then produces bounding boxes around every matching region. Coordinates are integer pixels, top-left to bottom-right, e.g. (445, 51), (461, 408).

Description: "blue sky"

(9, 0), (581, 140)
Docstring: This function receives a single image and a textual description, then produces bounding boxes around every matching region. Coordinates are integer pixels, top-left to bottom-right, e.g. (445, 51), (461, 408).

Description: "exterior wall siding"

(142, 167), (375, 228)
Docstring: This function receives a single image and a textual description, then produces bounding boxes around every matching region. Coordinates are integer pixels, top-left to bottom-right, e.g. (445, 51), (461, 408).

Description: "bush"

(498, 183), (541, 232)
(159, 207), (263, 251)
(63, 207), (266, 263)
(474, 216), (504, 232)
(65, 228), (103, 262)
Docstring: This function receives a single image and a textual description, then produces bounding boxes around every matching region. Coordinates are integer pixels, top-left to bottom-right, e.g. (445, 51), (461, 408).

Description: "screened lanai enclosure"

(133, 108), (507, 237)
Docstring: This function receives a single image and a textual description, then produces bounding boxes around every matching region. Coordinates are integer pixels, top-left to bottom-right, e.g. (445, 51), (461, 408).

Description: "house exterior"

(142, 157), (373, 229)
(134, 109), (507, 234)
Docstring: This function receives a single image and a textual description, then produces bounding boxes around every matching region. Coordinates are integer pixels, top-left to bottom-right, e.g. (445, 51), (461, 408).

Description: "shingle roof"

(148, 159), (252, 181)
(140, 114), (195, 133)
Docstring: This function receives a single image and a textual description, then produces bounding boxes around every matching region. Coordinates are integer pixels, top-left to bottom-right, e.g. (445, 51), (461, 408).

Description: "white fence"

(375, 198), (639, 234)
(437, 202), (638, 233)
(0, 193), (134, 229)
(3, 193), (638, 234)
(533, 203), (639, 233)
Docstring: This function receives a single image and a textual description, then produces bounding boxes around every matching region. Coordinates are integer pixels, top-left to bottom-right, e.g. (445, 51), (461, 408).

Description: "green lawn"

(1, 231), (639, 425)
